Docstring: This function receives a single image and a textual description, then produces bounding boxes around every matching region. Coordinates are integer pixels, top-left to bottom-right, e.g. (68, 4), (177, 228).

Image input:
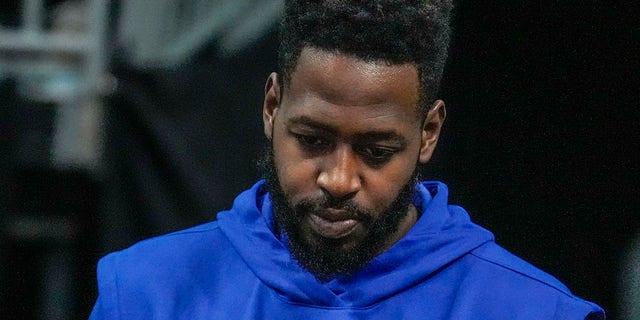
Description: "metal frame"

(118, 0), (283, 68)
(0, 2), (109, 318)
(0, 0), (108, 102)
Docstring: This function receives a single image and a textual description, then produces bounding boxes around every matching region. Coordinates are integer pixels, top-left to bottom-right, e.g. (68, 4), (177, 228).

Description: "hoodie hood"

(217, 180), (494, 308)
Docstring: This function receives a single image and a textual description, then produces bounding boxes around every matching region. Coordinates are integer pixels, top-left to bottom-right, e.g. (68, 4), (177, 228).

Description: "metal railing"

(0, 0), (109, 169)
(118, 0), (283, 68)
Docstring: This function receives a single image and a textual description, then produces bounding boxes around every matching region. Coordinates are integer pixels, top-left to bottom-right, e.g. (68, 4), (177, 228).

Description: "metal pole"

(22, 0), (43, 32)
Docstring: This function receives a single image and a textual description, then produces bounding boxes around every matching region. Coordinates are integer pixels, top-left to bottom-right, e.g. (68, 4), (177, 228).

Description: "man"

(90, 0), (604, 318)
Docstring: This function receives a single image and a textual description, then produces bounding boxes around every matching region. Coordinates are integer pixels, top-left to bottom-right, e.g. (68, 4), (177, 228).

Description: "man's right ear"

(263, 72), (281, 141)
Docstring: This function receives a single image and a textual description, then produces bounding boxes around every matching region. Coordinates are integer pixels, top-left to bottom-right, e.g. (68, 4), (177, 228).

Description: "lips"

(307, 209), (360, 239)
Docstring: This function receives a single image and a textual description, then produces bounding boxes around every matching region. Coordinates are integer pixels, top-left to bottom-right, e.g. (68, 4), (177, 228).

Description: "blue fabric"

(89, 181), (604, 319)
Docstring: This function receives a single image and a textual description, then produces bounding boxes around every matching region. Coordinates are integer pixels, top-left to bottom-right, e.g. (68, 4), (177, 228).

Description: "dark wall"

(100, 29), (280, 252)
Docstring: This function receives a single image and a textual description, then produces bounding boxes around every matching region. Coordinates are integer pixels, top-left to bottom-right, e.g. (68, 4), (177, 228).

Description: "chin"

(301, 226), (364, 252)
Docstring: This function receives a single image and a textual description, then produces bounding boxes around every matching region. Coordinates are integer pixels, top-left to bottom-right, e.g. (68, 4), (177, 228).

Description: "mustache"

(293, 196), (373, 222)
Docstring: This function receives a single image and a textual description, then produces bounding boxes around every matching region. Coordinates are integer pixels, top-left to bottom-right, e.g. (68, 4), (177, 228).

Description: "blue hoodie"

(90, 181), (604, 319)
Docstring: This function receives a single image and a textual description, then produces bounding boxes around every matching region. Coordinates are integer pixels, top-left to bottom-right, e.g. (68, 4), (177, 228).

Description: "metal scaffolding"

(118, 0), (283, 68)
(0, 1), (109, 319)
(0, 0), (109, 169)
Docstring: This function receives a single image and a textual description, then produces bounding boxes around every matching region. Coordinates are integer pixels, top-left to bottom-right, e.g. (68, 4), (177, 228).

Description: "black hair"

(278, 0), (454, 117)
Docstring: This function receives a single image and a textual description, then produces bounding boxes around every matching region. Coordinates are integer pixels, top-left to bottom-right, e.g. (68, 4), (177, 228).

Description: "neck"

(378, 204), (419, 254)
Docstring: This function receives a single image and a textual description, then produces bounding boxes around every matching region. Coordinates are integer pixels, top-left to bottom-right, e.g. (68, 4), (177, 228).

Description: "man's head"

(260, 0), (452, 280)
(279, 0), (453, 117)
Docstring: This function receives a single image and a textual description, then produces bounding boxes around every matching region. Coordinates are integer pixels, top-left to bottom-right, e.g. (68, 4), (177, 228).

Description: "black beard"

(259, 146), (420, 281)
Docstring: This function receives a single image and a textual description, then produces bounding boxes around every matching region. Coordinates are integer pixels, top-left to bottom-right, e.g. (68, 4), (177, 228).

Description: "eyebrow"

(287, 116), (337, 135)
(287, 116), (409, 147)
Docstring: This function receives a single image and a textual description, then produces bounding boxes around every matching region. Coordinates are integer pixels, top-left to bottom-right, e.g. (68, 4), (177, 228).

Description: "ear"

(419, 99), (446, 164)
(263, 72), (281, 140)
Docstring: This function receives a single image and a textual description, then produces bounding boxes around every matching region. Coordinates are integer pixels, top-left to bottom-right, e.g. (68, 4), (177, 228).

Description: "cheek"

(273, 137), (318, 202)
(364, 159), (416, 209)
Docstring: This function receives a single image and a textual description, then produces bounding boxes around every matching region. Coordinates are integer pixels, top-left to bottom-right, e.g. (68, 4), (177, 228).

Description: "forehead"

(288, 47), (420, 108)
(281, 47), (421, 129)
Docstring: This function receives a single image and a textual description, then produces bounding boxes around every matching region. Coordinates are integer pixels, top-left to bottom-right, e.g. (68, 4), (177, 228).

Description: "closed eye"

(294, 134), (331, 150)
(356, 145), (397, 165)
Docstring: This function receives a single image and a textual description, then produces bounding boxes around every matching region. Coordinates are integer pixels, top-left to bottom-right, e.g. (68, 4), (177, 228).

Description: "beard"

(259, 145), (420, 281)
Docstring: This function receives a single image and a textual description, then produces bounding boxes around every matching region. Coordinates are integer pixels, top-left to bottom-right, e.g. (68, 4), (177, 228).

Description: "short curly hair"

(278, 0), (454, 117)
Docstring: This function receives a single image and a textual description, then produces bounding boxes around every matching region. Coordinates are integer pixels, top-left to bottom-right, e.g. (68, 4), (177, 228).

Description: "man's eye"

(358, 146), (396, 164)
(296, 134), (329, 148)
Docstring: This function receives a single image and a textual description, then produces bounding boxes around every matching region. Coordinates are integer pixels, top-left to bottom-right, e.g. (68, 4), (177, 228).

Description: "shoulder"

(102, 221), (224, 266)
(91, 221), (238, 318)
(461, 242), (604, 319)
(98, 220), (229, 278)
(469, 243), (571, 292)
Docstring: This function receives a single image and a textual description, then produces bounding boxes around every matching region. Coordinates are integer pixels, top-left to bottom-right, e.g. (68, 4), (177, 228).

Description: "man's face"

(262, 47), (444, 279)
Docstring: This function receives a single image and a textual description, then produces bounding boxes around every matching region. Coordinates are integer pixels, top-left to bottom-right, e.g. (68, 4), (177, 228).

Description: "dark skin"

(263, 46), (446, 255)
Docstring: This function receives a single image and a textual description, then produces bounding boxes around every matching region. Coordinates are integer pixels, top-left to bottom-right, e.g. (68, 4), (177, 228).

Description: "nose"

(316, 146), (362, 201)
